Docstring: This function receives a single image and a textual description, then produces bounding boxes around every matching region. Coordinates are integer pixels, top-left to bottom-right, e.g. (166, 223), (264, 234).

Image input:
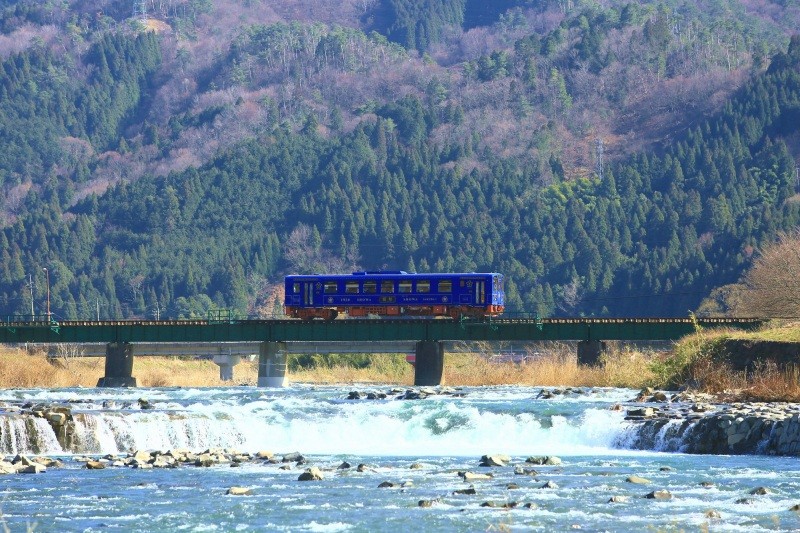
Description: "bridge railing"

(3, 314), (57, 324)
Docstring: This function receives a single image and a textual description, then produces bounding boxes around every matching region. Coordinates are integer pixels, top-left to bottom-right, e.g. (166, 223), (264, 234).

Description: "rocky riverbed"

(2, 385), (800, 531)
(4, 386), (800, 459)
(619, 388), (800, 455)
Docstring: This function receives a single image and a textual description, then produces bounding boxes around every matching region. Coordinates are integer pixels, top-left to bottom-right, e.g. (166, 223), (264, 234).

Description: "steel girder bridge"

(0, 317), (763, 387)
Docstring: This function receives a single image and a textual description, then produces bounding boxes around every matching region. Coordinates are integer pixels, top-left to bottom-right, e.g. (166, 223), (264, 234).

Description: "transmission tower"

(594, 137), (604, 180)
(133, 1), (147, 22)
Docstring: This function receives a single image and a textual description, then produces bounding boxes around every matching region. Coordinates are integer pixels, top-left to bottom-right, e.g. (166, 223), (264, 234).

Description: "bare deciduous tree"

(735, 229), (800, 318)
(284, 223), (357, 274)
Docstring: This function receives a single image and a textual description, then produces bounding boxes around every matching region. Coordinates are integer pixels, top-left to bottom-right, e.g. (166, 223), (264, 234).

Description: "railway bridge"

(0, 316), (762, 387)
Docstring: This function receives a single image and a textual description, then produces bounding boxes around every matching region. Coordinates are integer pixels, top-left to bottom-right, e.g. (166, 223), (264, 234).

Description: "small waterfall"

(0, 416), (62, 455)
(0, 387), (639, 457)
(69, 411), (251, 454)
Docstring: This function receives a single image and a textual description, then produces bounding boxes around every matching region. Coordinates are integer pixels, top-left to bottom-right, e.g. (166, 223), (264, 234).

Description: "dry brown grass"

(443, 343), (657, 388)
(0, 344), (660, 389)
(742, 362), (800, 402)
(664, 321), (800, 402)
(0, 347), (260, 388)
(4, 328), (799, 400)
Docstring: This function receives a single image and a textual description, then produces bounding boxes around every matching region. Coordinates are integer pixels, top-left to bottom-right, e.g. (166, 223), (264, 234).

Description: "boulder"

(453, 487), (476, 495)
(255, 450), (274, 460)
(459, 471), (493, 481)
(645, 490), (672, 500)
(526, 456), (562, 466)
(418, 499), (439, 508)
(227, 486), (253, 496)
(749, 486), (771, 495)
(651, 391), (669, 402)
(479, 454), (510, 467)
(626, 408), (655, 418)
(540, 480), (558, 489)
(282, 452), (305, 463)
(608, 496), (629, 503)
(18, 464), (46, 474)
(45, 412), (67, 426)
(132, 450), (152, 463)
(86, 461), (106, 470)
(626, 475), (651, 484)
(298, 466), (323, 481)
(704, 510), (721, 519)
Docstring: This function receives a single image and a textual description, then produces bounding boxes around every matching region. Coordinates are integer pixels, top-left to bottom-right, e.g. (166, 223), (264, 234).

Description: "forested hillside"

(0, 0), (798, 319)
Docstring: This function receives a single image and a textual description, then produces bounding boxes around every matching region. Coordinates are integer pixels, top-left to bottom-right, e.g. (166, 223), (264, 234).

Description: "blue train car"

(284, 271), (504, 320)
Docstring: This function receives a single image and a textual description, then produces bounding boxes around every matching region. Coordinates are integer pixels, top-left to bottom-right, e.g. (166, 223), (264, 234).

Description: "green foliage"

(649, 332), (731, 388)
(0, 2), (800, 324)
(0, 31), (160, 188)
(373, 0), (466, 51)
(289, 353), (375, 371)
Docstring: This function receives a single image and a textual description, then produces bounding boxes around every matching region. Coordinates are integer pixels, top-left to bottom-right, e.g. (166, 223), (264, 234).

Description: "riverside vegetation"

(2, 320), (798, 401)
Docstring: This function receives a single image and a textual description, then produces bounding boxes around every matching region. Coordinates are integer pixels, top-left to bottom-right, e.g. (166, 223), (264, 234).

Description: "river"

(1, 385), (799, 532)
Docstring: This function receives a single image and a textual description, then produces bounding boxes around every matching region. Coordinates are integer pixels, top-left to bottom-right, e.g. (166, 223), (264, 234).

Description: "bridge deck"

(0, 317), (763, 344)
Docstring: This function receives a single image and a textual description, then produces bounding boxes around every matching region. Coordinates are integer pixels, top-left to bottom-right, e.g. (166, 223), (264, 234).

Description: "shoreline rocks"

(621, 389), (800, 456)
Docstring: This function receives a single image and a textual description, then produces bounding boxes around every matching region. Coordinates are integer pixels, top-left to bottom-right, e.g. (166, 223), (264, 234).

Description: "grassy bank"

(655, 320), (800, 402)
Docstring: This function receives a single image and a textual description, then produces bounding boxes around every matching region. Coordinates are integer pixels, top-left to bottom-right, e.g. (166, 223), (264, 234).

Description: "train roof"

(285, 271), (503, 279)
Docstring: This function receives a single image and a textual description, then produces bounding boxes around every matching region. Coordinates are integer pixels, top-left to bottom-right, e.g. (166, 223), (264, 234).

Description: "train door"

(474, 280), (485, 304)
(303, 282), (314, 306)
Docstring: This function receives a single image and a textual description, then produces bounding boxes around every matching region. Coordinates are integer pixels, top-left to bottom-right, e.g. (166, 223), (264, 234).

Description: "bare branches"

(736, 229), (800, 318)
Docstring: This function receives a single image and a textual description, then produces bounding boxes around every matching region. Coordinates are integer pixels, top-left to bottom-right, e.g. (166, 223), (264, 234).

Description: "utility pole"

(42, 267), (51, 321)
(96, 298), (100, 321)
(28, 274), (34, 317)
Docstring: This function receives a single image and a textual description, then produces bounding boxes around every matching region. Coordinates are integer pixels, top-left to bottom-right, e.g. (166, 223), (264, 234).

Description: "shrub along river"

(0, 385), (799, 531)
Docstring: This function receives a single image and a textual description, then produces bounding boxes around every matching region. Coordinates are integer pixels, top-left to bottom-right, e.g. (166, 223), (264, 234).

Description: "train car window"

(416, 280), (430, 293)
(381, 280), (394, 293)
(324, 281), (338, 294)
(438, 280), (452, 292)
(293, 283), (301, 294)
(399, 280), (412, 293)
(345, 281), (359, 294)
(364, 281), (377, 294)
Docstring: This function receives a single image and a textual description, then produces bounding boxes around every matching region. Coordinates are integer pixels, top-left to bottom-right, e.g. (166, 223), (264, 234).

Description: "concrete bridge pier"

(213, 354), (242, 381)
(577, 340), (607, 366)
(414, 340), (444, 386)
(258, 341), (288, 387)
(97, 342), (137, 387)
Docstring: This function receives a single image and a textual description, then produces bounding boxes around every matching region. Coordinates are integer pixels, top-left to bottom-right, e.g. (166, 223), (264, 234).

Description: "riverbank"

(0, 320), (797, 401)
(662, 320), (800, 402)
(0, 343), (656, 389)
